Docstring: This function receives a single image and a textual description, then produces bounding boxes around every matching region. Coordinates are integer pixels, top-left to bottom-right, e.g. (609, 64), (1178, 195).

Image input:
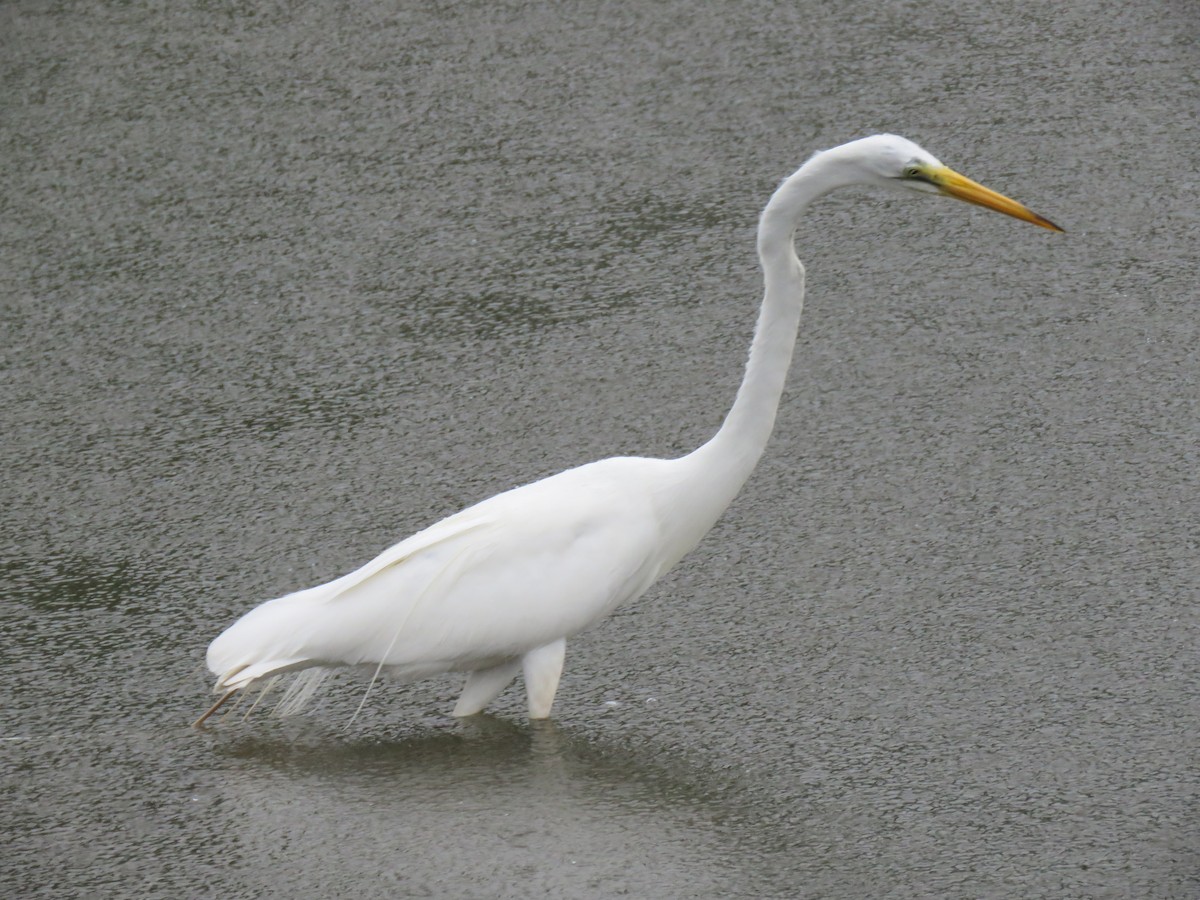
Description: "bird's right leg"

(453, 659), (521, 717)
(523, 638), (566, 720)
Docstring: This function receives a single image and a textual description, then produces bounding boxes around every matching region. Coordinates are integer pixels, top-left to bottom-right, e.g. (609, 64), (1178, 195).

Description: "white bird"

(196, 135), (1061, 727)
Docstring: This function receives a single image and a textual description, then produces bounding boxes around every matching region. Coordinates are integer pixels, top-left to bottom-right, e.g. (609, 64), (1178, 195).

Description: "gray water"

(3, 0), (1198, 897)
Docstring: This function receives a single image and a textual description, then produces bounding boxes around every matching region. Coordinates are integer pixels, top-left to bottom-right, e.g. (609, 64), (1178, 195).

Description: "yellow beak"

(932, 166), (1063, 232)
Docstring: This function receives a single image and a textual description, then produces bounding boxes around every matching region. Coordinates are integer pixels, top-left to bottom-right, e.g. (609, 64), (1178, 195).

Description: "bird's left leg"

(522, 638), (566, 719)
(453, 658), (521, 717)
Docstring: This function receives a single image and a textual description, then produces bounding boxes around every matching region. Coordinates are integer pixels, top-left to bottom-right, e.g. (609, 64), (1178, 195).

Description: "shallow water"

(3, 0), (1198, 896)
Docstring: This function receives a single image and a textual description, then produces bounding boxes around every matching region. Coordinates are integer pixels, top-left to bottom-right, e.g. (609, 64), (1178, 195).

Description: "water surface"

(2, 0), (1198, 896)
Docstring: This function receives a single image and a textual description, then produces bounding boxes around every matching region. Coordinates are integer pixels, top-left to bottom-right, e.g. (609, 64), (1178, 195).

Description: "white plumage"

(198, 135), (1060, 726)
(208, 458), (677, 716)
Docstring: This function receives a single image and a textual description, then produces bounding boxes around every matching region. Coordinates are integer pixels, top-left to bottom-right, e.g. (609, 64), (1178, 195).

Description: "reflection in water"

(206, 718), (784, 897)
(5, 713), (795, 897)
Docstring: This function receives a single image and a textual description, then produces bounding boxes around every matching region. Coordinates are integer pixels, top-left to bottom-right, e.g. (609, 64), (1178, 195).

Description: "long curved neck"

(668, 155), (842, 535)
(710, 201), (808, 467)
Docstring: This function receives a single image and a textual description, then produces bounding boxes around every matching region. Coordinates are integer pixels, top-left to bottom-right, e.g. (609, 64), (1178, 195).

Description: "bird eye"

(903, 165), (923, 179)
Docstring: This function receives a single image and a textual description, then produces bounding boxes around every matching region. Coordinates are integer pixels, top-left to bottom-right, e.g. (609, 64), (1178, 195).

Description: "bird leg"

(453, 658), (521, 717)
(192, 689), (237, 728)
(522, 638), (566, 719)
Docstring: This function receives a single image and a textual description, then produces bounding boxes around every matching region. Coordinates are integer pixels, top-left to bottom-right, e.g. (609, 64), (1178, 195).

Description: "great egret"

(196, 135), (1061, 727)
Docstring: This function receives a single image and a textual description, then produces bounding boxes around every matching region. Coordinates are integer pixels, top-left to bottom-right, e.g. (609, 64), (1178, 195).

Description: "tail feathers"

(212, 656), (309, 692)
(276, 668), (333, 716)
(207, 661), (333, 718)
(207, 589), (334, 695)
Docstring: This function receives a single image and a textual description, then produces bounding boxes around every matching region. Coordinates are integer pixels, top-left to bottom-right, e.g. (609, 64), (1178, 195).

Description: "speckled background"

(2, 1), (1197, 896)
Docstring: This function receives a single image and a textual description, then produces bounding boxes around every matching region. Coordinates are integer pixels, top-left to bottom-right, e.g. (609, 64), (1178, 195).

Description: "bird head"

(814, 133), (1063, 232)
